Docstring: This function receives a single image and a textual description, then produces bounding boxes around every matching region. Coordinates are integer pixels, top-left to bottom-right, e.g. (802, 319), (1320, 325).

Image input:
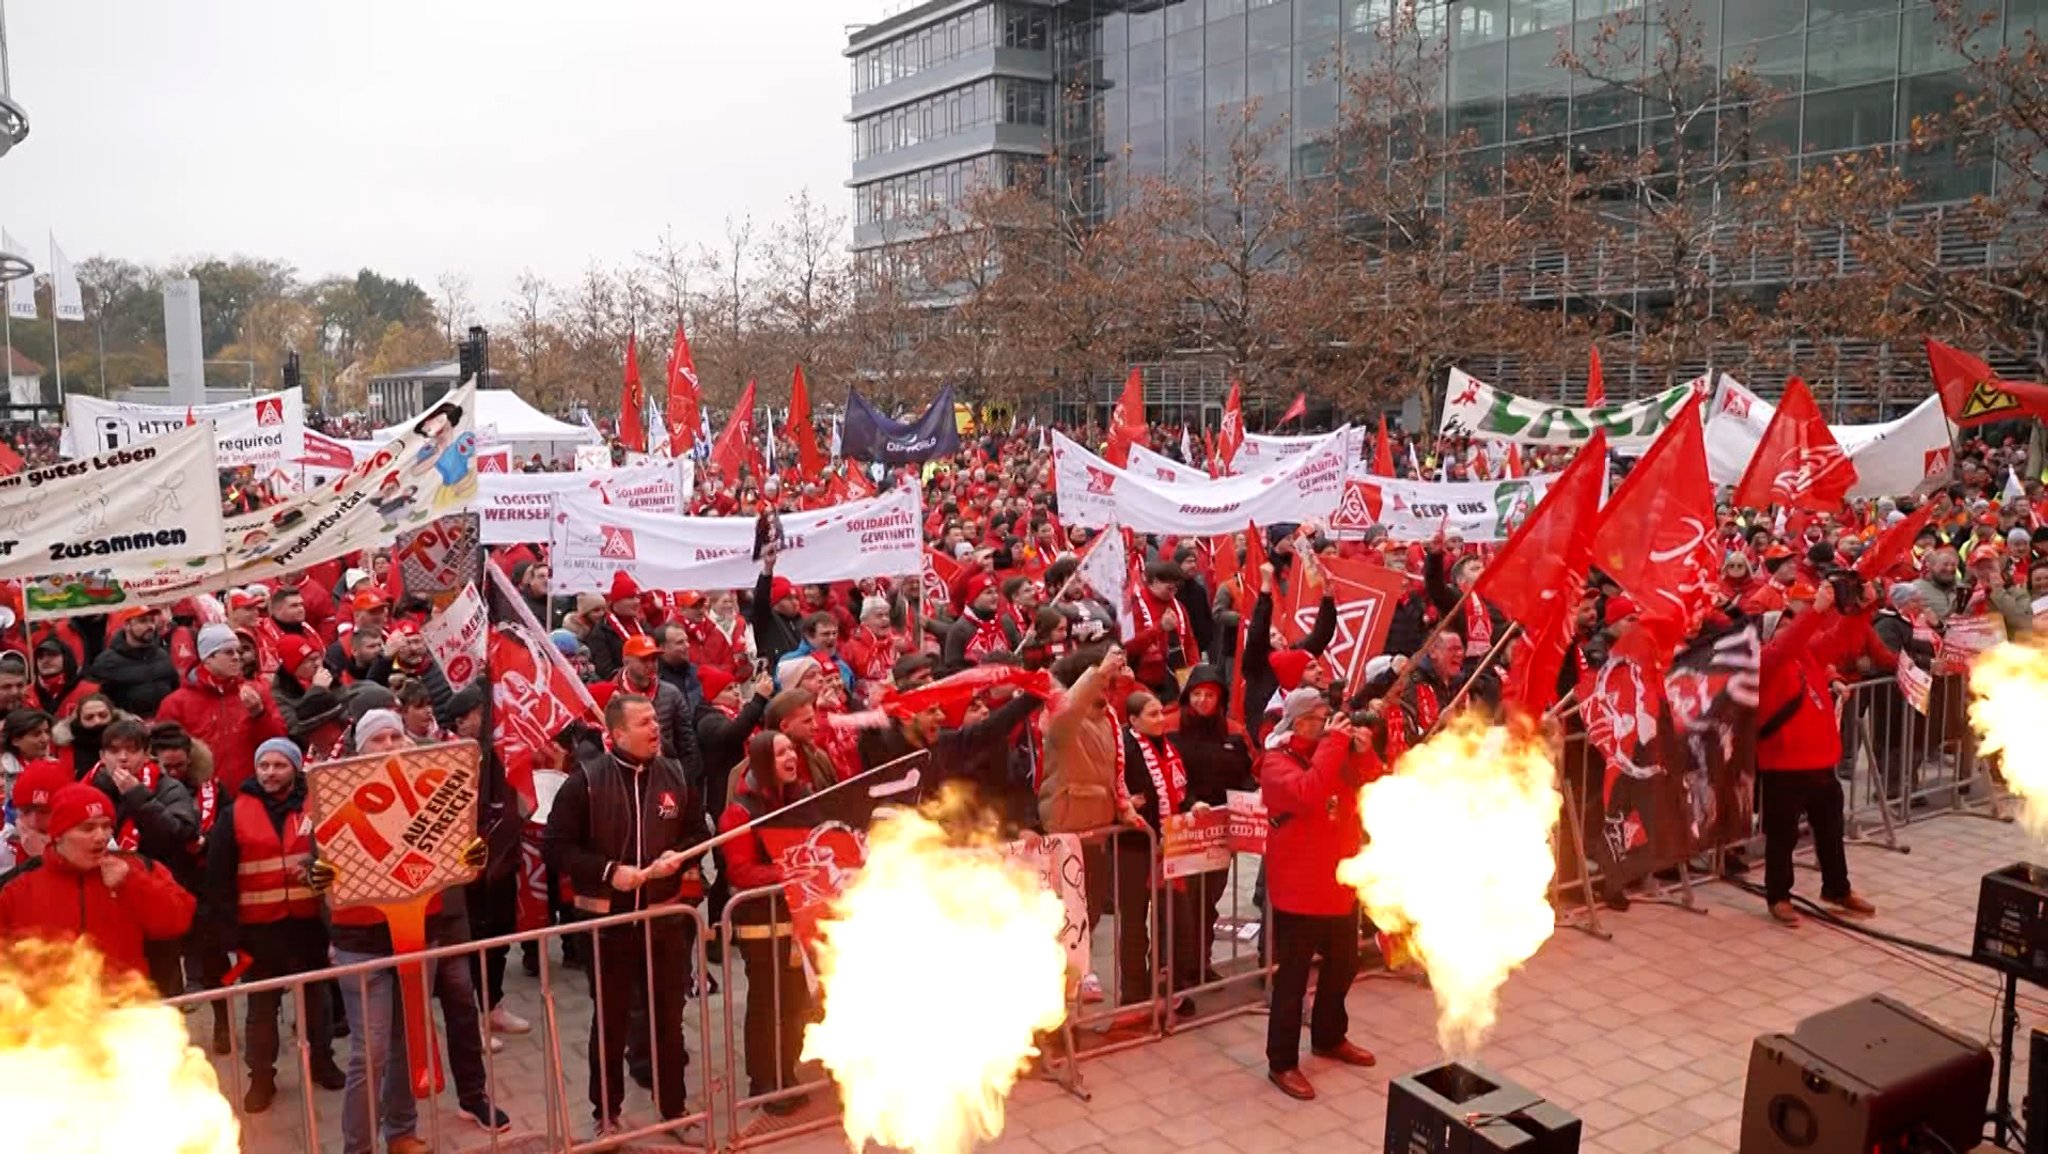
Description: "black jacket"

(1174, 666), (1254, 808)
(1385, 588), (1436, 659)
(1175, 580), (1216, 666)
(1241, 589), (1336, 747)
(541, 749), (707, 917)
(367, 656), (454, 726)
(858, 694), (1044, 830)
(586, 621), (629, 683)
(695, 693), (770, 820)
(85, 765), (200, 888)
(749, 572), (804, 668)
(1873, 609), (1937, 665)
(84, 634), (180, 717)
(271, 669), (349, 752)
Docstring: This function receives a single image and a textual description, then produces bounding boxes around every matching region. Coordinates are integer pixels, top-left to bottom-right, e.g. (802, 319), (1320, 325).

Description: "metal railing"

(1834, 673), (2010, 853)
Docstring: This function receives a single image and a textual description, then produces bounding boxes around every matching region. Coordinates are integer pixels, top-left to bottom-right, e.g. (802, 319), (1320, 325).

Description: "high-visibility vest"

(232, 793), (319, 924)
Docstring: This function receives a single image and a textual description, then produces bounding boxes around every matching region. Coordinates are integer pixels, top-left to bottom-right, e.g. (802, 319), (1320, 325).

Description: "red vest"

(232, 793), (320, 924)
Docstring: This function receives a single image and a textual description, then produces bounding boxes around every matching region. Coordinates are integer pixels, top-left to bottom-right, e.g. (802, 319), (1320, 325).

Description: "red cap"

(1787, 579), (1819, 602)
(276, 634), (322, 677)
(1269, 648), (1313, 692)
(107, 605), (152, 631)
(47, 782), (113, 839)
(388, 618), (421, 638)
(10, 760), (71, 811)
(698, 666), (738, 701)
(963, 572), (999, 603)
(1760, 544), (1795, 563)
(623, 635), (659, 660)
(1603, 595), (1640, 626)
(608, 570), (641, 602)
(769, 577), (798, 605)
(675, 590), (706, 608)
(351, 589), (390, 613)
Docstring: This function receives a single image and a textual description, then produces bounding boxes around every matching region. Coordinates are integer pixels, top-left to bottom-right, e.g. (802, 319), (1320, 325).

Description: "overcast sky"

(5, 0), (898, 315)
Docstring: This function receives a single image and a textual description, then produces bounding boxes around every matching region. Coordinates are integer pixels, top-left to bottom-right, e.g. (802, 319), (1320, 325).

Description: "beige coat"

(1038, 663), (1118, 833)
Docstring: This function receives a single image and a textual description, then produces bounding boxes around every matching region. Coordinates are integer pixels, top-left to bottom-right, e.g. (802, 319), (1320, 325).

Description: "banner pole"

(659, 750), (928, 873)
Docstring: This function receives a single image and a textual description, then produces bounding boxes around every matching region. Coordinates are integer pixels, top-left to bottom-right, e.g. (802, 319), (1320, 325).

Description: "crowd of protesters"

(0, 403), (2039, 1145)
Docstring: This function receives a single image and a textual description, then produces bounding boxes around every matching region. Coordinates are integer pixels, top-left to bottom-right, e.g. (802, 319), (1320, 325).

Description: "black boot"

(211, 1002), (232, 1056)
(244, 1077), (276, 1114)
(310, 1055), (347, 1091)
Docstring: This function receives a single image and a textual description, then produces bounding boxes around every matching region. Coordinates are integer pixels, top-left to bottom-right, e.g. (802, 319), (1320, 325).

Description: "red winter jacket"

(1755, 607), (1862, 774)
(154, 669), (286, 795)
(1257, 730), (1382, 917)
(0, 851), (195, 984)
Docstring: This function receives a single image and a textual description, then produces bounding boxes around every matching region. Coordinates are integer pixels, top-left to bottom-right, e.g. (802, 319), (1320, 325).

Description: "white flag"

(1180, 425), (1193, 460)
(49, 234), (84, 322)
(2005, 467), (2027, 506)
(1071, 526), (1137, 641)
(3, 230), (34, 320)
(763, 407), (776, 473)
(829, 414), (842, 459)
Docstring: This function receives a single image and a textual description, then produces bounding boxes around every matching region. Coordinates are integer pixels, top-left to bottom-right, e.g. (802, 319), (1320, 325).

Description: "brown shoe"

(1312, 1041), (1378, 1068)
(1825, 892), (1876, 917)
(1768, 901), (1801, 927)
(388, 1137), (431, 1154)
(1269, 1068), (1316, 1100)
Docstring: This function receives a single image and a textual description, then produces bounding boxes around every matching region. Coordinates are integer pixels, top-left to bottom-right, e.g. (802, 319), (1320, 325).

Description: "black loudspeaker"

(1385, 1061), (1581, 1153)
(1741, 994), (1991, 1154)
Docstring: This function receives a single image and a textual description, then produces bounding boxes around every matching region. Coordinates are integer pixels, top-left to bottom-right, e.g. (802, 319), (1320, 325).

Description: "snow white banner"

(840, 384), (962, 463)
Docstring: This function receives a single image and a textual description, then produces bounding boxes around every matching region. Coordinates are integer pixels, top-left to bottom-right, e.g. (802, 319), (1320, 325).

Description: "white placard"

(66, 388), (307, 468)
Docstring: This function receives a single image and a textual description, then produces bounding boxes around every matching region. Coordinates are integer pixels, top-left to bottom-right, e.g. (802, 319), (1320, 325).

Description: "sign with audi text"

(307, 740), (481, 910)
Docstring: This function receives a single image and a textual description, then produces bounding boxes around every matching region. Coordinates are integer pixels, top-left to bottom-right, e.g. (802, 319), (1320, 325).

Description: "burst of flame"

(803, 808), (1069, 1154)
(0, 939), (240, 1154)
(1336, 718), (1561, 1056)
(1970, 641), (2048, 837)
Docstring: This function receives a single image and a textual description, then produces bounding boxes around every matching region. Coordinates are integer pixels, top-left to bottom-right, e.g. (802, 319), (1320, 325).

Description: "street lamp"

(0, 1), (29, 158)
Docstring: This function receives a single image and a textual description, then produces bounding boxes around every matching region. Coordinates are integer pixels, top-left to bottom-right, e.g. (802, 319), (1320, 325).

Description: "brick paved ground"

(203, 810), (2036, 1153)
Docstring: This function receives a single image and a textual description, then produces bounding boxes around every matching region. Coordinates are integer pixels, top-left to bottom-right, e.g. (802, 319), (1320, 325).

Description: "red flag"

(1372, 415), (1395, 477)
(1586, 346), (1606, 408)
(876, 665), (1055, 727)
(709, 378), (759, 486)
(1473, 431), (1609, 715)
(1243, 522), (1268, 601)
(1856, 502), (1936, 580)
(1274, 554), (1407, 691)
(1925, 337), (2048, 428)
(1731, 376), (1856, 512)
(1590, 398), (1718, 644)
(787, 365), (826, 482)
(664, 322), (702, 456)
(618, 332), (648, 454)
(184, 407), (196, 427)
(1505, 443), (1525, 479)
(0, 441), (21, 478)
(1106, 367), (1145, 467)
(484, 564), (598, 812)
(1277, 392), (1308, 426)
(1218, 380), (1245, 473)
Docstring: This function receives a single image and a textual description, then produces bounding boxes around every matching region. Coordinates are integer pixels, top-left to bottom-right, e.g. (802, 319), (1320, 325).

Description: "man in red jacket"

(1754, 580), (1881, 926)
(155, 623), (287, 795)
(1256, 688), (1382, 1101)
(0, 782), (195, 986)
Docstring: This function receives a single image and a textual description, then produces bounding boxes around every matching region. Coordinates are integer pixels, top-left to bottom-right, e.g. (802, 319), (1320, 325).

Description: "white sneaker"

(488, 1005), (532, 1035)
(487, 1033), (505, 1053)
(1079, 973), (1104, 1004)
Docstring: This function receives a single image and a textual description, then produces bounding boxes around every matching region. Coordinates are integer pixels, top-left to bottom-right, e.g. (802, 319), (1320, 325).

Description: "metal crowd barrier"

(1833, 673), (2009, 853)
(716, 883), (831, 1149)
(167, 902), (713, 1154)
(1161, 842), (1275, 1033)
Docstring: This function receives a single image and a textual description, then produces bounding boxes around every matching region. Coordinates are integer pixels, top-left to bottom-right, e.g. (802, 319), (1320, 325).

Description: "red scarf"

(607, 613), (644, 641)
(1131, 587), (1196, 668)
(113, 761), (162, 852)
(962, 609), (1009, 662)
(1463, 593), (1492, 659)
(1115, 728), (1186, 818)
(1412, 681), (1441, 734)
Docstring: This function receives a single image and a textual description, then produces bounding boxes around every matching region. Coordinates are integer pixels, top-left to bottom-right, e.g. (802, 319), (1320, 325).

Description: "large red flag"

(1276, 392), (1308, 426)
(1275, 553), (1408, 691)
(664, 322), (702, 456)
(1586, 346), (1606, 408)
(709, 378), (760, 486)
(619, 332), (648, 454)
(1856, 502), (1936, 580)
(1473, 431), (1609, 715)
(1218, 380), (1245, 473)
(1925, 337), (2048, 428)
(1105, 368), (1146, 467)
(1590, 397), (1718, 642)
(787, 365), (826, 482)
(1731, 376), (1856, 512)
(1372, 415), (1395, 477)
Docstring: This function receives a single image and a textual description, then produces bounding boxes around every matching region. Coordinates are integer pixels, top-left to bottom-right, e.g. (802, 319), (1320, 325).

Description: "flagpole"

(660, 750), (928, 872)
(50, 312), (60, 402)
(1422, 624), (1521, 740)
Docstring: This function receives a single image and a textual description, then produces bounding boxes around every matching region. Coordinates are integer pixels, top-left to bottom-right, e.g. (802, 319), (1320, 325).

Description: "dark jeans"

(586, 921), (693, 1122)
(1110, 837), (1155, 1005)
(1761, 769), (1851, 905)
(465, 873), (518, 1010)
(242, 919), (336, 1082)
(1266, 906), (1361, 1073)
(738, 933), (812, 1096)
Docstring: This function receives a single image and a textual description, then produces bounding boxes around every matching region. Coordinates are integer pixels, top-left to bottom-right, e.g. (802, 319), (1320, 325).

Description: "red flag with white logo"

(1591, 398), (1718, 650)
(1473, 432), (1609, 714)
(664, 321), (702, 456)
(1105, 368), (1146, 467)
(709, 378), (760, 486)
(1218, 380), (1244, 474)
(1273, 554), (1406, 692)
(1731, 376), (1856, 512)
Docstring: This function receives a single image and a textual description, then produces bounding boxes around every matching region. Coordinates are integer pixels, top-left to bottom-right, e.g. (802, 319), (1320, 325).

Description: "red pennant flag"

(664, 322), (702, 456)
(618, 332), (648, 454)
(1856, 502), (1936, 580)
(1106, 368), (1146, 467)
(1505, 443), (1525, 479)
(1218, 380), (1245, 473)
(0, 441), (21, 478)
(1473, 431), (1609, 715)
(1243, 521), (1268, 601)
(1731, 376), (1856, 512)
(185, 407), (197, 427)
(1925, 337), (2048, 428)
(709, 378), (759, 486)
(1277, 392), (1308, 426)
(1590, 398), (1718, 646)
(787, 365), (826, 483)
(1373, 415), (1395, 477)
(1586, 346), (1606, 408)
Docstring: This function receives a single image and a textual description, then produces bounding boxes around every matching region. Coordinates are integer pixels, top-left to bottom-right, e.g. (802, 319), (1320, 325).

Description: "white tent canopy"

(371, 388), (599, 446)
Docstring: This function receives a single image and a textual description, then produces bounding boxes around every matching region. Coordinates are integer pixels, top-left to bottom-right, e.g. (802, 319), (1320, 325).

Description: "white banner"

(1124, 443), (1210, 485)
(1441, 368), (1707, 450)
(1239, 426), (1365, 468)
(1053, 430), (1347, 534)
(1703, 378), (1953, 499)
(0, 424), (225, 597)
(478, 458), (694, 545)
(574, 444), (611, 471)
(49, 234), (84, 323)
(549, 483), (924, 596)
(999, 832), (1090, 978)
(422, 582), (488, 687)
(66, 388), (308, 468)
(1330, 464), (1559, 543)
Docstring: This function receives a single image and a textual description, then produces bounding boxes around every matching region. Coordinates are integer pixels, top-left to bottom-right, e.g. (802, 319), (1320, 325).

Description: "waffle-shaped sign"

(307, 740), (481, 909)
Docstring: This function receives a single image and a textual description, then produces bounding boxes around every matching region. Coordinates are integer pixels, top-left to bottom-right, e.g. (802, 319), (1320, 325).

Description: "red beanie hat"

(1269, 648), (1313, 692)
(1603, 595), (1640, 627)
(609, 570), (641, 602)
(698, 666), (738, 702)
(964, 573), (999, 603)
(47, 782), (113, 839)
(275, 634), (321, 678)
(10, 760), (71, 812)
(769, 577), (798, 605)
